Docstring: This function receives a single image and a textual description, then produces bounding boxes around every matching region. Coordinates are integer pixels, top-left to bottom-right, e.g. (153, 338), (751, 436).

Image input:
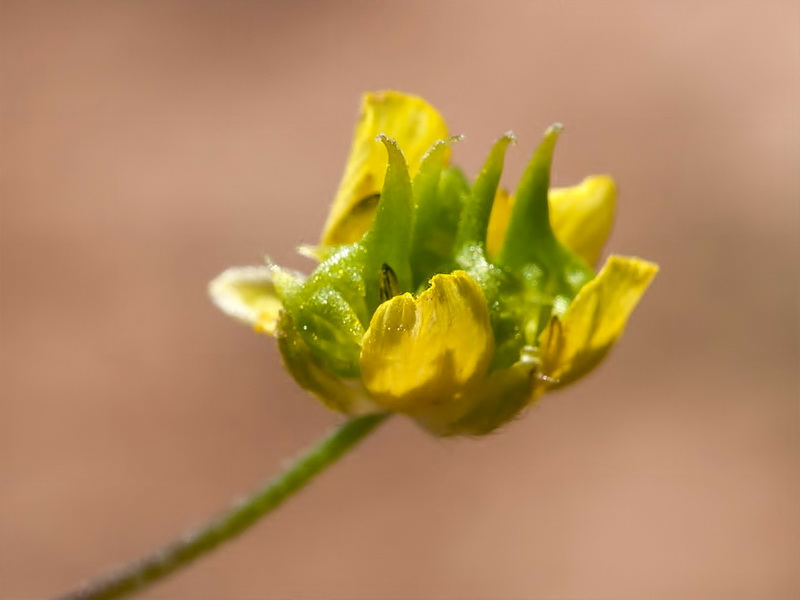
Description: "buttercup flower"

(210, 91), (657, 436)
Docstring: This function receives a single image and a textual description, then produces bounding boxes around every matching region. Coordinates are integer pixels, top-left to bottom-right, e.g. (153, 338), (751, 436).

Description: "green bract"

(210, 91), (657, 436)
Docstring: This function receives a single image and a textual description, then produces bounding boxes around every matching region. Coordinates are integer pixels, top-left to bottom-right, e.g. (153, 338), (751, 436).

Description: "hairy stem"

(57, 412), (390, 600)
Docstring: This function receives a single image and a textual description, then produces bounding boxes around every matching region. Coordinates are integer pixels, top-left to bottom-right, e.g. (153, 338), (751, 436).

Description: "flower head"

(210, 91), (658, 436)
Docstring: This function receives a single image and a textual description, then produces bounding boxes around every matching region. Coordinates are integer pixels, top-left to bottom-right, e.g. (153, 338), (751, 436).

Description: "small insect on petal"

(379, 263), (401, 303)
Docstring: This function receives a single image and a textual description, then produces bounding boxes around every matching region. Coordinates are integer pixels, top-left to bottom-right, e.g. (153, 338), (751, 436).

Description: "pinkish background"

(1, 2), (798, 599)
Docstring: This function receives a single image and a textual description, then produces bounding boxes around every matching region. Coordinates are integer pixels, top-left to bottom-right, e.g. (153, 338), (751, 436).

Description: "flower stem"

(57, 412), (390, 600)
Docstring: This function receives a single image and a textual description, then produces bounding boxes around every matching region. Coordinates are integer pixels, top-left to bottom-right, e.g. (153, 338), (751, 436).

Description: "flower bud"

(210, 91), (657, 436)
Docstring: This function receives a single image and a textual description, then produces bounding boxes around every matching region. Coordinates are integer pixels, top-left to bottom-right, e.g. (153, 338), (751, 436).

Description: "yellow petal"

(208, 266), (287, 335)
(485, 186), (513, 259)
(485, 176), (616, 266)
(538, 255), (658, 388)
(360, 271), (493, 413)
(549, 175), (617, 266)
(320, 91), (448, 246)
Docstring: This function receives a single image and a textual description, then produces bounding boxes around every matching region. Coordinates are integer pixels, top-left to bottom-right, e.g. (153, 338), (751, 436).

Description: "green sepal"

(359, 135), (414, 313)
(278, 137), (416, 377)
(448, 133), (528, 371)
(494, 125), (594, 342)
(409, 137), (464, 289)
(292, 287), (365, 378)
(497, 125), (562, 261)
(278, 245), (368, 376)
(275, 311), (377, 416)
(455, 132), (515, 251)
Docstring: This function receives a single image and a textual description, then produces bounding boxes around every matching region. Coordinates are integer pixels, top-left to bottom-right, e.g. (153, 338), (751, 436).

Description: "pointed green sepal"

(456, 132), (516, 252)
(290, 287), (366, 378)
(277, 244), (369, 374)
(359, 135), (414, 311)
(495, 125), (594, 319)
(497, 124), (561, 264)
(410, 136), (464, 288)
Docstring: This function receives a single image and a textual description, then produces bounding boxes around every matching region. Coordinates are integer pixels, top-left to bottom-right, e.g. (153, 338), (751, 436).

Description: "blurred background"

(1, 1), (798, 599)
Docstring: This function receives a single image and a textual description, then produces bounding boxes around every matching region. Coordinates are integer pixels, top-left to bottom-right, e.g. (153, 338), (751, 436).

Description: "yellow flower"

(210, 91), (658, 436)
